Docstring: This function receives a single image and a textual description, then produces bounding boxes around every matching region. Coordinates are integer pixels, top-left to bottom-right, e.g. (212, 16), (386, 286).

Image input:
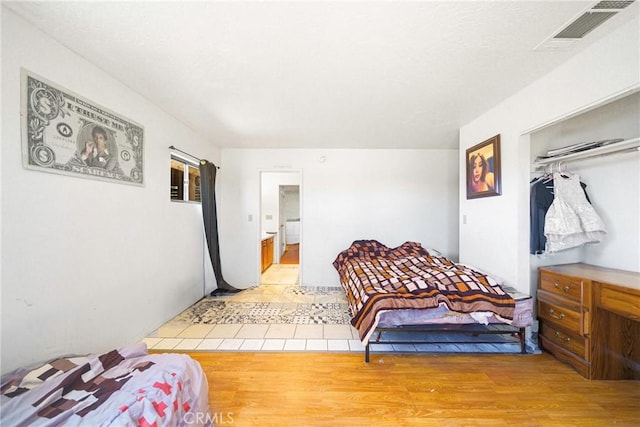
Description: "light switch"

(266, 214), (273, 220)
(248, 214), (253, 222)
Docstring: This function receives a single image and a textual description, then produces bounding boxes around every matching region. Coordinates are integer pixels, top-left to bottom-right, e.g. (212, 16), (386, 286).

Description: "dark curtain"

(199, 160), (240, 294)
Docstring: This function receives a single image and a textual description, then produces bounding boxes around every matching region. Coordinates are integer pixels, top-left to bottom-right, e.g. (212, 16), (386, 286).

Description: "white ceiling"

(4, 1), (638, 149)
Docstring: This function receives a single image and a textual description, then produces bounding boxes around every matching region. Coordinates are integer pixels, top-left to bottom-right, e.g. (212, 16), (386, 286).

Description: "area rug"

(175, 286), (352, 325)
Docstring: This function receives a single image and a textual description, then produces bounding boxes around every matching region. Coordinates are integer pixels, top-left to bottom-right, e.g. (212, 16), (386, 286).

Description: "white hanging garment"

(544, 173), (606, 253)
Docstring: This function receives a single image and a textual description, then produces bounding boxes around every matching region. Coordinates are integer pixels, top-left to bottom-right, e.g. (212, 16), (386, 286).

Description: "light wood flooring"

(168, 351), (640, 426)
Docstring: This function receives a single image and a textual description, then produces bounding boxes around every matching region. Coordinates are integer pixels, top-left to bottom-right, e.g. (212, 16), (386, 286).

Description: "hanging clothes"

(544, 173), (606, 253)
(530, 177), (550, 254)
(529, 175), (591, 254)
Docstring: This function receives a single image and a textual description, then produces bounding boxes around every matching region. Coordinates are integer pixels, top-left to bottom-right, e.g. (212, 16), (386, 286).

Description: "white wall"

(459, 15), (640, 296)
(1, 9), (218, 373)
(281, 188), (300, 223)
(220, 149), (459, 287)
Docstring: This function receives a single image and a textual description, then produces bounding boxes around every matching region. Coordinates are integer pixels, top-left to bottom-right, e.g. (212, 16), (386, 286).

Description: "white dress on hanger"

(544, 173), (606, 253)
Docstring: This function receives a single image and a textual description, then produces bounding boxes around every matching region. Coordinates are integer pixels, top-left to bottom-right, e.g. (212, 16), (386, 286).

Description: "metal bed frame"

(364, 323), (527, 363)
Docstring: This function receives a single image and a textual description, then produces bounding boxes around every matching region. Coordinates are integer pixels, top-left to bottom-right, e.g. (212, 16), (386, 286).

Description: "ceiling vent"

(535, 0), (635, 50)
(553, 10), (618, 38)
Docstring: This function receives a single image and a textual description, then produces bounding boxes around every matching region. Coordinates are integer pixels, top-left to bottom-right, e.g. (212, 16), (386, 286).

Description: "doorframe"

(258, 169), (302, 285)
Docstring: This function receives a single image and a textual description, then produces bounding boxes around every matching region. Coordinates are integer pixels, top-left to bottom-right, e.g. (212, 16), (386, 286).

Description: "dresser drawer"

(539, 270), (584, 302)
(537, 297), (584, 335)
(596, 283), (640, 321)
(540, 322), (587, 359)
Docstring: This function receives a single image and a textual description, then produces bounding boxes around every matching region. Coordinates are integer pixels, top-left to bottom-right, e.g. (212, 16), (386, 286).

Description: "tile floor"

(142, 264), (367, 353)
(141, 264), (537, 355)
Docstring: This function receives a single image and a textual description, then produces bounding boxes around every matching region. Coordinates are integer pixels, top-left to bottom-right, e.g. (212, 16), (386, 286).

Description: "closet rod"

(533, 137), (640, 169)
(168, 145), (220, 169)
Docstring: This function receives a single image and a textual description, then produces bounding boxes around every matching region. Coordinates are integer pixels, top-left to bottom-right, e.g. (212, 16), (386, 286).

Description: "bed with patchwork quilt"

(0, 343), (211, 426)
(333, 240), (533, 362)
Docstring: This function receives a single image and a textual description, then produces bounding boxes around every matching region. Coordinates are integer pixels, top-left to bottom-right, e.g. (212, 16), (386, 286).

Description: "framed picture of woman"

(466, 134), (501, 199)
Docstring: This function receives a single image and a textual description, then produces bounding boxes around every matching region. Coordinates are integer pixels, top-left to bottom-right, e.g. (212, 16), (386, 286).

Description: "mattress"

(333, 240), (533, 344)
(377, 287), (533, 328)
(0, 343), (211, 426)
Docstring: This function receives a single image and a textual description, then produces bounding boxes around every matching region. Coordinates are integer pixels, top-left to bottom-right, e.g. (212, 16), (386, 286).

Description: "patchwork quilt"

(333, 240), (516, 343)
(1, 343), (211, 426)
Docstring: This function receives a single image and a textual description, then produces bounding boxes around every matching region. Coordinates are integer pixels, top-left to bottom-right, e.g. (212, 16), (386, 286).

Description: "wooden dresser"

(537, 263), (640, 380)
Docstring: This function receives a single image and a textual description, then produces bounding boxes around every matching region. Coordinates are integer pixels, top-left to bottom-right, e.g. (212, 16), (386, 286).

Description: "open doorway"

(279, 185), (300, 265)
(259, 171), (301, 286)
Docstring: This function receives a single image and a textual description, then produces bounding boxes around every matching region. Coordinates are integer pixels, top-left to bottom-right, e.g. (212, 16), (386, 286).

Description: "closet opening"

(527, 90), (640, 292)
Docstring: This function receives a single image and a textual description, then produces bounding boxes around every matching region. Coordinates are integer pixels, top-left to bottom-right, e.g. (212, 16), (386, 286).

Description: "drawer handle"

(554, 331), (571, 343)
(553, 282), (570, 293)
(548, 308), (565, 320)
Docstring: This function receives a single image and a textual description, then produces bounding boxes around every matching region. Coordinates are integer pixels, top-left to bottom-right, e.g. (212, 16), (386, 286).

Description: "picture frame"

(21, 69), (144, 186)
(466, 134), (501, 199)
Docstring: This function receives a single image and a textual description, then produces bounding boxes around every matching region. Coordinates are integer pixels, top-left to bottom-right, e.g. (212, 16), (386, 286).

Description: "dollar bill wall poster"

(21, 69), (144, 186)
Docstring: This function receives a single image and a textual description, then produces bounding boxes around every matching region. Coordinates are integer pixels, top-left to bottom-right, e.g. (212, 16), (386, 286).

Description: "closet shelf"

(534, 137), (640, 168)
